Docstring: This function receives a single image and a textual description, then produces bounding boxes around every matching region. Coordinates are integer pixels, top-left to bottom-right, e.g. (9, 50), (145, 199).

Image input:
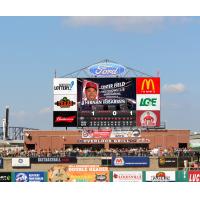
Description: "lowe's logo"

(140, 98), (157, 106)
(89, 62), (125, 77)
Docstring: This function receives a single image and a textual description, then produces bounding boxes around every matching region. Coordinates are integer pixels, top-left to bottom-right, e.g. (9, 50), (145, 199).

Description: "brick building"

(24, 129), (190, 152)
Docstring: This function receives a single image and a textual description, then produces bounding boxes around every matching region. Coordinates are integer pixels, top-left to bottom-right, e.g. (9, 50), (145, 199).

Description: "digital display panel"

(77, 78), (136, 127)
(53, 77), (160, 128)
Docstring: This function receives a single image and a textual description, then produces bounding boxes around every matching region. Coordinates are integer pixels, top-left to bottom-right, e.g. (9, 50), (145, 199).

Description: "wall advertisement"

(111, 156), (150, 167)
(145, 171), (176, 182)
(111, 171), (143, 182)
(12, 158), (30, 168)
(48, 165), (109, 182)
(13, 172), (47, 182)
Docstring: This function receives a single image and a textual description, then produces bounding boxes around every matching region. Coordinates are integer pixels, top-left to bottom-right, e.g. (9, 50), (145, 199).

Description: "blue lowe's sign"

(112, 156), (150, 167)
(0, 158), (3, 168)
(88, 62), (126, 77)
(13, 172), (47, 182)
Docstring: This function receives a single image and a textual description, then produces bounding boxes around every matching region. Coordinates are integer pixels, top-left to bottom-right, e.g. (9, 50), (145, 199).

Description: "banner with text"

(188, 171), (200, 182)
(30, 157), (77, 164)
(13, 172), (47, 182)
(111, 157), (150, 167)
(0, 172), (12, 182)
(48, 165), (109, 182)
(111, 171), (143, 182)
(145, 171), (176, 182)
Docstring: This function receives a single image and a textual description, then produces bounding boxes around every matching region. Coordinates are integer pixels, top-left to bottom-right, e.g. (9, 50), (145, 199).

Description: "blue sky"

(0, 16), (200, 131)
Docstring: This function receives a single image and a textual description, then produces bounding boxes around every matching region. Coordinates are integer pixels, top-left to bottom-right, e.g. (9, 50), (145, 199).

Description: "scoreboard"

(53, 77), (160, 128)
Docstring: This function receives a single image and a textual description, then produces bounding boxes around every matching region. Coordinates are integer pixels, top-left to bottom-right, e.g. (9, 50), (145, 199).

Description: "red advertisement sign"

(82, 129), (112, 139)
(136, 78), (160, 94)
(189, 171), (200, 182)
(136, 111), (160, 127)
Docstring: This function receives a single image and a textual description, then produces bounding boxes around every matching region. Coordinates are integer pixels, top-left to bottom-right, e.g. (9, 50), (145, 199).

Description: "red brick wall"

(24, 129), (190, 151)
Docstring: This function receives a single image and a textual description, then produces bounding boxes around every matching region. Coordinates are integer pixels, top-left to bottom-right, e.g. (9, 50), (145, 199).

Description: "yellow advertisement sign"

(48, 165), (109, 182)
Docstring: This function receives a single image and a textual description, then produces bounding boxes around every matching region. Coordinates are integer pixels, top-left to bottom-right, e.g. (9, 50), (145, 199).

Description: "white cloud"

(63, 16), (165, 32)
(63, 16), (195, 32)
(39, 107), (52, 115)
(162, 83), (186, 93)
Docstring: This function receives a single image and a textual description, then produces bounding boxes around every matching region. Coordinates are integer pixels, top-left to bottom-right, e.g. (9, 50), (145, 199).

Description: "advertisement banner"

(158, 157), (178, 168)
(82, 129), (141, 139)
(145, 171), (176, 182)
(53, 111), (77, 127)
(111, 157), (150, 167)
(176, 170), (188, 182)
(158, 157), (191, 168)
(136, 94), (160, 111)
(188, 171), (200, 182)
(77, 78), (136, 127)
(53, 78), (77, 95)
(136, 77), (160, 94)
(12, 158), (30, 168)
(48, 165), (109, 182)
(82, 129), (112, 139)
(111, 171), (143, 182)
(13, 172), (47, 182)
(137, 110), (160, 127)
(54, 94), (77, 111)
(0, 158), (3, 168)
(0, 172), (12, 182)
(30, 157), (77, 164)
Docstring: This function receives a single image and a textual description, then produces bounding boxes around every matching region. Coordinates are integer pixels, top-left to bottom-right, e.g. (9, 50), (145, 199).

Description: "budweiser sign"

(55, 116), (76, 123)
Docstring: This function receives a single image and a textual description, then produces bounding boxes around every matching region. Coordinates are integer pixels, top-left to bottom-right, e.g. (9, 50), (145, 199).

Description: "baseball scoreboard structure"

(53, 61), (160, 128)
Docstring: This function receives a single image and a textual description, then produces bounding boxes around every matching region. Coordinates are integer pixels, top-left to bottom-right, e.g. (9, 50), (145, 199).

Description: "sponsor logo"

(95, 174), (107, 182)
(55, 116), (76, 123)
(16, 173), (28, 182)
(140, 98), (157, 106)
(151, 172), (170, 182)
(54, 81), (75, 91)
(89, 62), (125, 76)
(0, 173), (11, 182)
(159, 157), (166, 165)
(137, 95), (160, 110)
(189, 172), (200, 182)
(137, 78), (160, 94)
(141, 79), (155, 91)
(18, 158), (23, 164)
(114, 157), (125, 166)
(55, 97), (76, 108)
(113, 172), (142, 181)
(140, 111), (157, 126)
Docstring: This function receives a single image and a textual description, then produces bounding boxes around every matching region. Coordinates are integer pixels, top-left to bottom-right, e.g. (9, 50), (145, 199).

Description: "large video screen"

(77, 78), (136, 127)
(53, 77), (160, 128)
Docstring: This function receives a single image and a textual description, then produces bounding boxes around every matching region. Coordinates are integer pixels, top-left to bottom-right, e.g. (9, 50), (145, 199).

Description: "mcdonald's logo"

(141, 79), (155, 91)
(136, 77), (160, 94)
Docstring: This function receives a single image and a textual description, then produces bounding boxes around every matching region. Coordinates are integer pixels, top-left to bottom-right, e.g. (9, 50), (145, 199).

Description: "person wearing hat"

(85, 81), (98, 101)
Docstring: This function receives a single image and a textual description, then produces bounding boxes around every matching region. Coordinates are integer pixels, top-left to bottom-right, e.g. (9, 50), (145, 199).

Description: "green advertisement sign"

(176, 170), (188, 182)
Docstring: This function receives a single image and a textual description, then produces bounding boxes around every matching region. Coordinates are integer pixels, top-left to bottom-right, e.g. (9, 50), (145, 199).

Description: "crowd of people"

(0, 146), (199, 158)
